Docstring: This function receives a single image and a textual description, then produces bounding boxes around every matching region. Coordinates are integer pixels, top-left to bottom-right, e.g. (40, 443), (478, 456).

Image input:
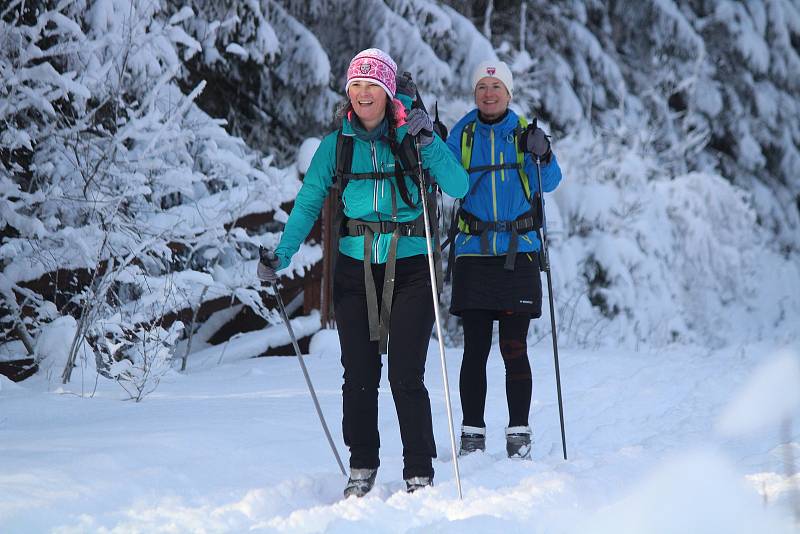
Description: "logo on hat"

(360, 63), (372, 74)
(486, 67), (496, 75)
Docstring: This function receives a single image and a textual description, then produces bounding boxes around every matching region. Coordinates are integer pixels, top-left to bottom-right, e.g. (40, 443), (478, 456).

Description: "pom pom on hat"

(345, 48), (397, 99)
(472, 60), (514, 97)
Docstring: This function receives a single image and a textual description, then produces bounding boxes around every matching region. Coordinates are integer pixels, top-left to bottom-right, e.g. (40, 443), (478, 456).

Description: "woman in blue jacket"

(258, 49), (468, 496)
(446, 60), (562, 459)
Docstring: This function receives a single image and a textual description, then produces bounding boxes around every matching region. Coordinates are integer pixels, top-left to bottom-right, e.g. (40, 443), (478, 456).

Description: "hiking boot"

(505, 426), (532, 459)
(343, 468), (378, 498)
(458, 425), (486, 456)
(405, 476), (433, 493)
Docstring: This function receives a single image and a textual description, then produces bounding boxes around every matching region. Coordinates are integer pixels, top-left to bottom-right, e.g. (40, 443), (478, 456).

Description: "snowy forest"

(2, 0), (799, 379)
(1, 0), (800, 532)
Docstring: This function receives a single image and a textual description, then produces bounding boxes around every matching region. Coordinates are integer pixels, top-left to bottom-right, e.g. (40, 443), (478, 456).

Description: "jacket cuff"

(275, 251), (291, 271)
(536, 148), (553, 165)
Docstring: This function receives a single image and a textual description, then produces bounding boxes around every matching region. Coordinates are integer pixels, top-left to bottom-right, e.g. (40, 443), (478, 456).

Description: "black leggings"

(334, 253), (437, 479)
(459, 309), (532, 428)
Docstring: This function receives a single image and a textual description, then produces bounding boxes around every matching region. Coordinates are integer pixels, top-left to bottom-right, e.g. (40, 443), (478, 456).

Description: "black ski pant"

(334, 253), (437, 479)
(459, 309), (532, 429)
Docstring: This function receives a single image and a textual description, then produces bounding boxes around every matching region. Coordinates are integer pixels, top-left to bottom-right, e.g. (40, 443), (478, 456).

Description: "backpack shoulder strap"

(395, 134), (421, 174)
(460, 121), (476, 170)
(386, 134), (421, 209)
(334, 128), (354, 192)
(514, 117), (531, 201)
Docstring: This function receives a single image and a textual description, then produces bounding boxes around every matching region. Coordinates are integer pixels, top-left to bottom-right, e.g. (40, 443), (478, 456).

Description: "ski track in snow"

(0, 340), (798, 533)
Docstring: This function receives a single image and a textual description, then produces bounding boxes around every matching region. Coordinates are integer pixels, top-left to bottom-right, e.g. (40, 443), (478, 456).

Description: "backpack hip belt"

(343, 217), (426, 238)
(457, 207), (541, 271)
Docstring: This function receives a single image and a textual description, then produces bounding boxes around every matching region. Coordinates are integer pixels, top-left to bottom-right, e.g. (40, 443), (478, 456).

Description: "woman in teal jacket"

(445, 60), (562, 460)
(258, 49), (468, 497)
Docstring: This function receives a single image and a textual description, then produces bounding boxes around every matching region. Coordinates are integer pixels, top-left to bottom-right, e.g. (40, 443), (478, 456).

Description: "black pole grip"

(433, 102), (448, 141)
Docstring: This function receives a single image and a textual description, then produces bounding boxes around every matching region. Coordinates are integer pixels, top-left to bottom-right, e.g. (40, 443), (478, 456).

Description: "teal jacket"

(275, 107), (469, 270)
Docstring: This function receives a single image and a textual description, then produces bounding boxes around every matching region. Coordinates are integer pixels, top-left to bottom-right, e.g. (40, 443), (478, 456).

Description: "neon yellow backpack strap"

(457, 121), (477, 233)
(515, 116), (531, 201)
(460, 121), (475, 170)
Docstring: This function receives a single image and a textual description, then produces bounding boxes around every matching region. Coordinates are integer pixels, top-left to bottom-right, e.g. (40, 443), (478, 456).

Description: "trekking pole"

(534, 156), (568, 461)
(414, 137), (463, 499)
(263, 275), (347, 476)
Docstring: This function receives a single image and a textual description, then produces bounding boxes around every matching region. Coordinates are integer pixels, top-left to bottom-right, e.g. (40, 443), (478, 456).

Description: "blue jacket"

(446, 109), (562, 257)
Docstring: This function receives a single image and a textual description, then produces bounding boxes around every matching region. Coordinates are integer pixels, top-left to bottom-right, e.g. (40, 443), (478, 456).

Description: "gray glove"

(523, 123), (551, 161)
(405, 108), (434, 147)
(257, 247), (281, 283)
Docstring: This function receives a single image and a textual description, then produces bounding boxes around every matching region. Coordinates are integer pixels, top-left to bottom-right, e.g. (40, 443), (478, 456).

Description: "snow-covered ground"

(1, 333), (798, 533)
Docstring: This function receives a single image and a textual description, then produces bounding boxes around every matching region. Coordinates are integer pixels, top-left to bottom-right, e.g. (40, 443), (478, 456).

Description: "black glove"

(521, 122), (552, 162)
(396, 71), (416, 99)
(257, 247), (281, 283)
(406, 108), (434, 147)
(433, 102), (448, 142)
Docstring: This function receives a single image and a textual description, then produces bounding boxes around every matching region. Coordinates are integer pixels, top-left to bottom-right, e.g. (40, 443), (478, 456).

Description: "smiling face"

(348, 81), (388, 131)
(474, 77), (511, 121)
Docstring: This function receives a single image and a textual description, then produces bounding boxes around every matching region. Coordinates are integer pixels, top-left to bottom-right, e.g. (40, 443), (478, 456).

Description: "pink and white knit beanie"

(345, 48), (397, 99)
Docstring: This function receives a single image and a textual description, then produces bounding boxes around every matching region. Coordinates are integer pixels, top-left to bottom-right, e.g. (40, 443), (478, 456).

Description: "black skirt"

(449, 254), (542, 317)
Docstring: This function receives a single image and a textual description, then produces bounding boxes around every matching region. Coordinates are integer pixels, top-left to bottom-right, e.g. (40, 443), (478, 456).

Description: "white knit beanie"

(471, 60), (514, 97)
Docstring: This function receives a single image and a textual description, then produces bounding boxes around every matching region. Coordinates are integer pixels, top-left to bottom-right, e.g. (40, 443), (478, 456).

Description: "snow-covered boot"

(343, 468), (378, 498)
(458, 425), (486, 456)
(505, 426), (532, 459)
(405, 476), (433, 493)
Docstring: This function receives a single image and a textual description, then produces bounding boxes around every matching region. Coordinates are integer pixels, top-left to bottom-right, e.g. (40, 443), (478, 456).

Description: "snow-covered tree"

(2, 0), (799, 392)
(0, 1), (305, 386)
